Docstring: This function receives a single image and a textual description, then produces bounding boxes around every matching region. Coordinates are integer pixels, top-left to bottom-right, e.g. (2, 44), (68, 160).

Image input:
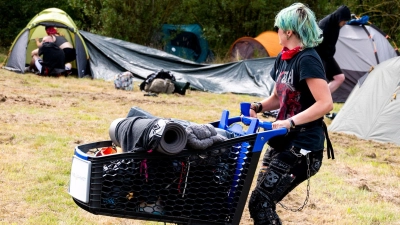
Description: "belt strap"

(292, 119), (322, 131)
(322, 121), (334, 159)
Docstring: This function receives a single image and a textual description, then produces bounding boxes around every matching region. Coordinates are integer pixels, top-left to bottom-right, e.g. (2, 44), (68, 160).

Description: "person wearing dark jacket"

(31, 36), (66, 76)
(315, 5), (351, 93)
(247, 3), (333, 224)
(28, 26), (75, 74)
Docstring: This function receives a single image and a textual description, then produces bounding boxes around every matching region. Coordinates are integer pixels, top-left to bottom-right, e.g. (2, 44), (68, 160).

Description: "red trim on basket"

(178, 161), (185, 193)
(140, 159), (148, 182)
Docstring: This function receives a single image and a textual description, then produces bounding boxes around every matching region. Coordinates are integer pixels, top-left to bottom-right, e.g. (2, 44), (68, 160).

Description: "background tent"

(229, 31), (280, 61)
(329, 56), (400, 145)
(3, 8), (89, 78)
(79, 30), (276, 97)
(333, 24), (399, 102)
(161, 24), (212, 63)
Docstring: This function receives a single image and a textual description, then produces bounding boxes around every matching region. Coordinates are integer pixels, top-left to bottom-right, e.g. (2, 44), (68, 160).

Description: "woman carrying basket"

(248, 3), (333, 224)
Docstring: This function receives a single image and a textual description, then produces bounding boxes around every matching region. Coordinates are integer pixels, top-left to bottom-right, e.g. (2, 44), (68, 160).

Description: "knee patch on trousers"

(310, 156), (322, 176)
(249, 190), (282, 225)
(258, 168), (296, 203)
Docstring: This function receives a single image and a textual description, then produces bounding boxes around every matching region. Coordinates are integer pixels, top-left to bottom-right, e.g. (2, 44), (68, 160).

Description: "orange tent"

(228, 31), (280, 61)
(254, 31), (281, 57)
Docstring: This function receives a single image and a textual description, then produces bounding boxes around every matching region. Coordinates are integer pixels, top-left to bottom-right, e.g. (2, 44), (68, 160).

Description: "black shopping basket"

(69, 107), (286, 225)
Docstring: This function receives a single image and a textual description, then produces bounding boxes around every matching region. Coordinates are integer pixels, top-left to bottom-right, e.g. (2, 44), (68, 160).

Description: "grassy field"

(1, 60), (400, 225)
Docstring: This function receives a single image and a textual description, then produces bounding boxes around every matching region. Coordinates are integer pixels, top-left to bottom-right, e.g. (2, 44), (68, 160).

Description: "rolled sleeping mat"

(109, 118), (124, 147)
(109, 117), (187, 155)
(155, 121), (187, 155)
(126, 107), (197, 129)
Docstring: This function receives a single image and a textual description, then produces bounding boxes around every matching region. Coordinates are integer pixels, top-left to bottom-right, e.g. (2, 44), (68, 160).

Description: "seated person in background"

(30, 26), (75, 72)
(30, 36), (71, 76)
(47, 26), (76, 65)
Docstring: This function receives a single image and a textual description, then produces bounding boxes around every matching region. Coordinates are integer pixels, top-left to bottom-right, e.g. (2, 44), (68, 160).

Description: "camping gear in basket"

(69, 103), (287, 225)
(114, 71), (134, 91)
(95, 147), (117, 156)
(185, 123), (227, 150)
(109, 107), (227, 154)
(108, 117), (188, 155)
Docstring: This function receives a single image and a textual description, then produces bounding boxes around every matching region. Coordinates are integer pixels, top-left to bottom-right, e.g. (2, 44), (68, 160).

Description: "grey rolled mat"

(109, 117), (187, 155)
(126, 106), (196, 128)
(112, 106), (228, 153)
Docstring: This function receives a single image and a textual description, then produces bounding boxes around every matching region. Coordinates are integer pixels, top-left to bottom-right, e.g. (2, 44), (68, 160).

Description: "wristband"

(288, 118), (296, 129)
(250, 102), (262, 113)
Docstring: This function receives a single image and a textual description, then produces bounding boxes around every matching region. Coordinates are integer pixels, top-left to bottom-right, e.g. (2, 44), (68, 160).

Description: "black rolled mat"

(109, 117), (187, 155)
(155, 121), (187, 155)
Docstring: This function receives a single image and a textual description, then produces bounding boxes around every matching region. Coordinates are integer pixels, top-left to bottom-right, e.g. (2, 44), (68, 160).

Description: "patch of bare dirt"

(0, 94), (54, 107)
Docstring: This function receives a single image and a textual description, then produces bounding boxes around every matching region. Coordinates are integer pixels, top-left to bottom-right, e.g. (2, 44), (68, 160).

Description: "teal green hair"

(274, 3), (323, 48)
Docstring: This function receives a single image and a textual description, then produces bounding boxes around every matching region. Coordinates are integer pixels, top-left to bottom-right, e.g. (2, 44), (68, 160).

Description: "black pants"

(248, 146), (323, 225)
(63, 48), (76, 63)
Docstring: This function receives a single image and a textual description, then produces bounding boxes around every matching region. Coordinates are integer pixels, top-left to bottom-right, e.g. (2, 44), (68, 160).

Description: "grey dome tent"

(332, 23), (399, 102)
(3, 8), (89, 77)
(329, 56), (400, 145)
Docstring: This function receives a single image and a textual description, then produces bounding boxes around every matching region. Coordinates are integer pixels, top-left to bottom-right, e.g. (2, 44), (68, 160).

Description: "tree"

(353, 1), (400, 43)
(1, 0), (398, 59)
(0, 0), (76, 47)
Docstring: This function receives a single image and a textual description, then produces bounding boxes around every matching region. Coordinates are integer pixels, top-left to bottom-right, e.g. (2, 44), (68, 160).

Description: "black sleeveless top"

(53, 36), (68, 47)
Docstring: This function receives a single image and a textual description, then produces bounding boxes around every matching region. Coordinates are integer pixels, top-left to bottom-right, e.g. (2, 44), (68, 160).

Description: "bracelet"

(288, 118), (296, 129)
(250, 102), (263, 113)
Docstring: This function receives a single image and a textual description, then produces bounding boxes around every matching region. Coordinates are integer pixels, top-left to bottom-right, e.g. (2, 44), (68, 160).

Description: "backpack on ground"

(140, 70), (190, 95)
(114, 71), (134, 91)
(145, 78), (175, 94)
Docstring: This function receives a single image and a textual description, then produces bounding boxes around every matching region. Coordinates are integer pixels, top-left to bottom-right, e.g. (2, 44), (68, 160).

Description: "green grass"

(1, 66), (400, 225)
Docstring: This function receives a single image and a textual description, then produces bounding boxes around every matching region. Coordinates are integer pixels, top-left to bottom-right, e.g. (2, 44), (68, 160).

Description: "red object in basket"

(96, 147), (116, 156)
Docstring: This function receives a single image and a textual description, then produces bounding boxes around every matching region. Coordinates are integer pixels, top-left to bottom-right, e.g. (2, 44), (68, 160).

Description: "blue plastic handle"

(241, 116), (272, 130)
(240, 102), (251, 117)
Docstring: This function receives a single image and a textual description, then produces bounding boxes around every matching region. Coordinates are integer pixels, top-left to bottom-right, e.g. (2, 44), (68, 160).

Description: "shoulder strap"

(322, 121), (334, 159)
